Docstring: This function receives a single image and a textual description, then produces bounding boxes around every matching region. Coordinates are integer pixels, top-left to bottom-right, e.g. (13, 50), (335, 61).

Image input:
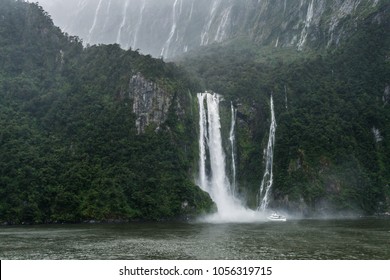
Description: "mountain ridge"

(36, 0), (385, 58)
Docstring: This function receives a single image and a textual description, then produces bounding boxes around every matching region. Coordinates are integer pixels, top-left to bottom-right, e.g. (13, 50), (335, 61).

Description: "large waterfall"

(257, 96), (277, 210)
(197, 92), (263, 222)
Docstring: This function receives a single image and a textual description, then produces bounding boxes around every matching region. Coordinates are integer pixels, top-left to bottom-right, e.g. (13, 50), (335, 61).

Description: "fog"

(34, 0), (238, 58)
(34, 0), (383, 59)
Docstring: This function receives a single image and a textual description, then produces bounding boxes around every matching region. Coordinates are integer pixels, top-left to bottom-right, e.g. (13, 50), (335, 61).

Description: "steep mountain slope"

(37, 0), (383, 58)
(0, 0), (212, 224)
(1, 0), (389, 224)
(178, 2), (390, 215)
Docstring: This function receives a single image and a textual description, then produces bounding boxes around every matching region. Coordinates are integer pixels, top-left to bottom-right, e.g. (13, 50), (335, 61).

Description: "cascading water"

(132, 0), (146, 50)
(197, 92), (263, 222)
(160, 0), (179, 58)
(197, 93), (208, 193)
(102, 0), (112, 32)
(297, 0), (314, 51)
(229, 102), (237, 195)
(284, 85), (288, 109)
(116, 0), (130, 45)
(87, 0), (103, 44)
(201, 0), (221, 46)
(257, 95), (277, 211)
(215, 6), (232, 42)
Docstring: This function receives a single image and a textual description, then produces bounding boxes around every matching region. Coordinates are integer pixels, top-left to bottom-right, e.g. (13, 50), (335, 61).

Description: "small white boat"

(267, 212), (287, 222)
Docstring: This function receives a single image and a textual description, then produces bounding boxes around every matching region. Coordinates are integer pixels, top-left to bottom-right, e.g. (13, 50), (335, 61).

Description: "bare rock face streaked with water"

(129, 73), (172, 134)
(36, 0), (382, 58)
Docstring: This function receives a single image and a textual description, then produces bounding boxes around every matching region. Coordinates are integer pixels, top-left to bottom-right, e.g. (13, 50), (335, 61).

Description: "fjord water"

(1, 218), (390, 259)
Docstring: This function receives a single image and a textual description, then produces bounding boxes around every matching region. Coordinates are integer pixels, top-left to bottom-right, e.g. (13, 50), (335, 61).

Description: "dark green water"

(1, 218), (389, 260)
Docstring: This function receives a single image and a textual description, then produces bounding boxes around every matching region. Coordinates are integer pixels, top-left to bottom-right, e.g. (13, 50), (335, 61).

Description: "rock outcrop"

(129, 73), (172, 134)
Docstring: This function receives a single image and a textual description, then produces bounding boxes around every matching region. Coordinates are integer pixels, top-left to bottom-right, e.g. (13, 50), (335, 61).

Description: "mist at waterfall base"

(196, 92), (279, 223)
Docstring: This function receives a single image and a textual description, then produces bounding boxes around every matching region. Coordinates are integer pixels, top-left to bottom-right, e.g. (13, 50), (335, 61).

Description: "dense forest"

(0, 0), (389, 224)
(0, 0), (213, 224)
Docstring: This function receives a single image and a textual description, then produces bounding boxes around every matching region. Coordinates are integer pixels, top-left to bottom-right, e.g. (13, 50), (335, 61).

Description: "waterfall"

(161, 0), (179, 58)
(102, 0), (112, 32)
(297, 0), (314, 50)
(197, 93), (208, 192)
(258, 95), (277, 211)
(201, 0), (221, 46)
(197, 92), (232, 198)
(215, 6), (232, 42)
(206, 93), (232, 210)
(189, 1), (194, 20)
(116, 0), (130, 46)
(197, 92), (263, 222)
(229, 102), (237, 195)
(77, 0), (88, 10)
(87, 0), (103, 44)
(132, 0), (146, 50)
(284, 85), (288, 109)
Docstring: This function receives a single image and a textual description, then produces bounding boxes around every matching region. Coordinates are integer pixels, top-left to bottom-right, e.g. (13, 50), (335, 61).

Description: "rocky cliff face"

(129, 73), (172, 134)
(37, 0), (384, 58)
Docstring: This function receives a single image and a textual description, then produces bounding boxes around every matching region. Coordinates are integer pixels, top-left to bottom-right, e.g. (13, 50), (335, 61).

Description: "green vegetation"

(177, 3), (390, 214)
(0, 0), (212, 224)
(1, 0), (389, 223)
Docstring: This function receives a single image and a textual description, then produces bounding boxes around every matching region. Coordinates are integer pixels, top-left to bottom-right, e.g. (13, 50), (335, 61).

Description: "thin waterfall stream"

(229, 102), (237, 196)
(258, 95), (276, 210)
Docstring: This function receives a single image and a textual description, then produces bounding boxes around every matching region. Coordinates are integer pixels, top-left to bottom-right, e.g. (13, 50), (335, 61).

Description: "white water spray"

(197, 92), (264, 223)
(258, 96), (277, 211)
